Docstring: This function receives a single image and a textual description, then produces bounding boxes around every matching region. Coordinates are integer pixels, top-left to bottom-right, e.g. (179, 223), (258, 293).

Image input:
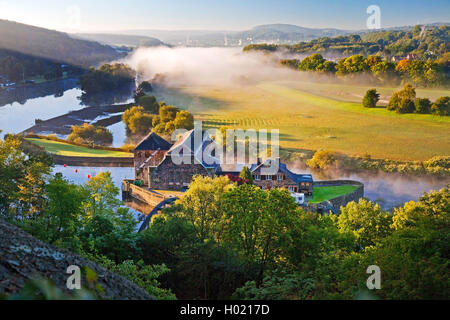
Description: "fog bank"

(125, 46), (305, 87)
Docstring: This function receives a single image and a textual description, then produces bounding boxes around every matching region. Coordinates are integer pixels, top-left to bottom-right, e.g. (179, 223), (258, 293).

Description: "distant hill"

(0, 20), (121, 67)
(244, 24), (450, 59)
(118, 24), (349, 47)
(238, 24), (348, 42)
(74, 33), (166, 48)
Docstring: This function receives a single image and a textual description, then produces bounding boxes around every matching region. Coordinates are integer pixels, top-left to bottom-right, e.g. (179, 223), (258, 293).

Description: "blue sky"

(0, 0), (448, 32)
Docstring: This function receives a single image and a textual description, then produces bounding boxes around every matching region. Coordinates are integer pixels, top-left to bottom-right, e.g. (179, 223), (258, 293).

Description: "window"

(254, 175), (261, 181)
(266, 175), (272, 181)
(277, 175), (283, 181)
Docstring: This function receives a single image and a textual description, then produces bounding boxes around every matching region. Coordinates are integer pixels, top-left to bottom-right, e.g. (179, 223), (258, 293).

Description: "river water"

(0, 78), (133, 146)
(1, 79), (448, 214)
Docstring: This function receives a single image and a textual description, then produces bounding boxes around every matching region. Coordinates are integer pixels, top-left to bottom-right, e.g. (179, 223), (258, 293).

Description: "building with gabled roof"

(133, 131), (313, 194)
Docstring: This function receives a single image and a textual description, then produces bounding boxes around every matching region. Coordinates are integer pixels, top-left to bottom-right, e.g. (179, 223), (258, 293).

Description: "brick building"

(133, 131), (313, 195)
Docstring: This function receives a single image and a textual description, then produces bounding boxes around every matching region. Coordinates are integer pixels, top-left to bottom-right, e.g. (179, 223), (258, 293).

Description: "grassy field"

(26, 138), (133, 158)
(310, 185), (360, 204)
(154, 81), (450, 161)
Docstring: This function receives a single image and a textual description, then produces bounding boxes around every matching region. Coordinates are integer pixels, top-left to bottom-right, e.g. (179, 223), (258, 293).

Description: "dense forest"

(0, 134), (448, 300)
(244, 25), (449, 59)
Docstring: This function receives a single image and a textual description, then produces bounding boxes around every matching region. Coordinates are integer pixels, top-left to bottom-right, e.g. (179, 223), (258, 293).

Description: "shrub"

(67, 123), (113, 146)
(307, 150), (337, 170)
(414, 98), (432, 114)
(431, 96), (450, 116)
(387, 84), (416, 113)
(362, 89), (380, 108)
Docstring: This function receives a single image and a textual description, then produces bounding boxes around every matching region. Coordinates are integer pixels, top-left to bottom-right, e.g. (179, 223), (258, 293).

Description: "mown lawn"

(154, 82), (450, 161)
(310, 186), (359, 204)
(26, 138), (132, 158)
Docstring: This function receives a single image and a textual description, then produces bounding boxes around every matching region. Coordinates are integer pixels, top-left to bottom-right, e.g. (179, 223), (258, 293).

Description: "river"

(1, 78), (448, 214)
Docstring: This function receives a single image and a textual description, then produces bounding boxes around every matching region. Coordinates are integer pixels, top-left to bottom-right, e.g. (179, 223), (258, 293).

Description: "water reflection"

(0, 78), (134, 140)
(79, 83), (136, 106)
(290, 163), (450, 210)
(0, 78), (79, 107)
(51, 165), (145, 221)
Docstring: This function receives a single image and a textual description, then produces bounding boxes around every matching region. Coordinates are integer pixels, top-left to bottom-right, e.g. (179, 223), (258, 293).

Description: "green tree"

(362, 89), (380, 108)
(122, 106), (154, 135)
(431, 96), (449, 116)
(222, 185), (299, 282)
(414, 98), (432, 114)
(239, 166), (254, 184)
(338, 199), (393, 249)
(387, 84), (416, 113)
(67, 123), (113, 146)
(176, 175), (234, 242)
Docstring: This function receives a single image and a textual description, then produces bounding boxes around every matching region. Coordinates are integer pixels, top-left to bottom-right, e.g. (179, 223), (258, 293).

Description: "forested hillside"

(0, 20), (121, 68)
(244, 25), (449, 58)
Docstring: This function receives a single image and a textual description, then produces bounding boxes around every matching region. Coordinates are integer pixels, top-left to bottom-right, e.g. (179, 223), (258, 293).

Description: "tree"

(239, 166), (254, 184)
(136, 95), (159, 114)
(0, 135), (51, 220)
(431, 96), (449, 116)
(306, 150), (337, 170)
(122, 106), (154, 135)
(338, 199), (393, 249)
(176, 175), (234, 242)
(414, 98), (432, 114)
(387, 84), (416, 113)
(222, 185), (299, 282)
(159, 105), (180, 123)
(81, 172), (122, 217)
(67, 123), (113, 146)
(362, 89), (380, 108)
(33, 173), (86, 251)
(173, 111), (194, 131)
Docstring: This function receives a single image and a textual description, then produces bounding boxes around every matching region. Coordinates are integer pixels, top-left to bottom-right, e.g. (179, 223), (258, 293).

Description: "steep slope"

(0, 20), (121, 67)
(0, 220), (153, 300)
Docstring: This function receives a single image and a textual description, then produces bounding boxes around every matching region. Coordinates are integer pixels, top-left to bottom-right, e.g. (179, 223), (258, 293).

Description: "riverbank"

(22, 102), (133, 136)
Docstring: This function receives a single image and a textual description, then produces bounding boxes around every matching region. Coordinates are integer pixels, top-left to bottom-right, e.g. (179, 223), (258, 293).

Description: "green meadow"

(310, 185), (360, 204)
(26, 138), (132, 158)
(156, 81), (450, 161)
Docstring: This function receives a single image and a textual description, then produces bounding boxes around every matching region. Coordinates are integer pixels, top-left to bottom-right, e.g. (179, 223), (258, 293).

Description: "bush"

(136, 95), (159, 114)
(414, 98), (432, 114)
(387, 84), (416, 113)
(431, 96), (450, 116)
(362, 89), (380, 108)
(122, 106), (154, 135)
(307, 150), (337, 170)
(67, 123), (113, 146)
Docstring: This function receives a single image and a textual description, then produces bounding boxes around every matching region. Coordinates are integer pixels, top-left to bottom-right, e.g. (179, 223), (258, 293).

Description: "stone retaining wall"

(52, 155), (134, 167)
(122, 181), (168, 207)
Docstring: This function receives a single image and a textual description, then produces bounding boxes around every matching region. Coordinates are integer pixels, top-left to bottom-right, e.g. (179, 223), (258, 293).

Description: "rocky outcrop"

(0, 220), (154, 300)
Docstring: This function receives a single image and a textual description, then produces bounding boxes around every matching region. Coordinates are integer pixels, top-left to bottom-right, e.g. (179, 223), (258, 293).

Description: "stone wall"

(52, 155), (133, 167)
(122, 181), (168, 207)
(149, 156), (213, 191)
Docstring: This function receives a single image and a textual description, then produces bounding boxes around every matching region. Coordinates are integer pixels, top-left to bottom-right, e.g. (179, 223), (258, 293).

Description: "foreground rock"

(0, 220), (153, 300)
